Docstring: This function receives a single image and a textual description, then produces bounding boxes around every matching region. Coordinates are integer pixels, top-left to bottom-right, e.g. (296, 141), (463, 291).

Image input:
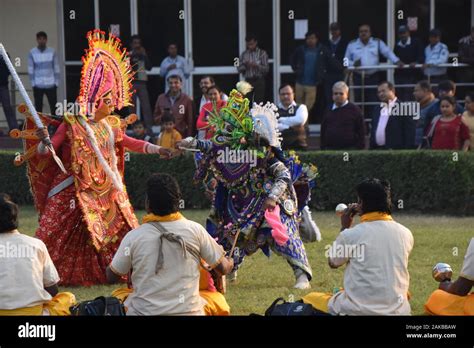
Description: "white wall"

(0, 0), (58, 128)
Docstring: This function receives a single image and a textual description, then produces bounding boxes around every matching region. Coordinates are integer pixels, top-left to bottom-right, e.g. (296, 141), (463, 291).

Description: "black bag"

(69, 296), (126, 316)
(265, 297), (328, 316)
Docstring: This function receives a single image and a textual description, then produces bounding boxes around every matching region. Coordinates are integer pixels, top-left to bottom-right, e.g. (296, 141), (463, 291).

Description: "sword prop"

(0, 43), (66, 173)
(178, 146), (200, 152)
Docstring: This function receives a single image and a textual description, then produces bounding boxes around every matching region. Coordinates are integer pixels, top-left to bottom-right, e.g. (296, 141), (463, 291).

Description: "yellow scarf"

(142, 212), (183, 223)
(360, 212), (393, 223)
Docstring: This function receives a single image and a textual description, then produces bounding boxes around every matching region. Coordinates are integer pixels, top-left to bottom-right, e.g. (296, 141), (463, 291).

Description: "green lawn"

(18, 206), (473, 315)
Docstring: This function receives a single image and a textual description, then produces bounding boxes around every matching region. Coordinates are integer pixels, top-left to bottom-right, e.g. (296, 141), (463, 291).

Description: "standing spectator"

(413, 80), (438, 147)
(321, 81), (365, 150)
(195, 75), (228, 114)
(154, 75), (194, 138)
(427, 96), (470, 151)
(322, 22), (349, 107)
(370, 81), (416, 149)
(423, 80), (464, 134)
(196, 75), (215, 114)
(290, 30), (332, 114)
(28, 31), (59, 114)
(0, 53), (18, 134)
(197, 85), (226, 140)
(393, 25), (424, 101)
(160, 43), (191, 93)
(457, 27), (474, 94)
(237, 34), (269, 103)
(345, 24), (402, 117)
(129, 35), (153, 134)
(462, 91), (474, 150)
(423, 29), (449, 83)
(276, 84), (308, 151)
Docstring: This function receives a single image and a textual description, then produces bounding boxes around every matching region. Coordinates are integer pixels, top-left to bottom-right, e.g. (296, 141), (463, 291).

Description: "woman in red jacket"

(197, 85), (226, 139)
(429, 96), (470, 151)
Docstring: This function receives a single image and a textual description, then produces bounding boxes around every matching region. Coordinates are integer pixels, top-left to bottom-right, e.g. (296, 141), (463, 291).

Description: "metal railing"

(346, 63), (473, 110)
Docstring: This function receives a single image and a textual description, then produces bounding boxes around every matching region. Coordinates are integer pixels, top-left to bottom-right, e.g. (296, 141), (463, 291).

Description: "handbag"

(69, 296), (126, 316)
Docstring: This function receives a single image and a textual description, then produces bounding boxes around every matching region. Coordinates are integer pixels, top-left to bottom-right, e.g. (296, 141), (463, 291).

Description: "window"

(138, 0), (185, 67)
(338, 0), (387, 44)
(63, 0), (94, 61)
(192, 0), (239, 66)
(99, 0), (131, 45)
(395, 0), (430, 44)
(435, 0), (471, 52)
(280, 0), (329, 65)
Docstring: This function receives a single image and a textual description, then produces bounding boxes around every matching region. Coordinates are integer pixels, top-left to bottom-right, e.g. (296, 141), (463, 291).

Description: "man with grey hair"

(321, 81), (366, 149)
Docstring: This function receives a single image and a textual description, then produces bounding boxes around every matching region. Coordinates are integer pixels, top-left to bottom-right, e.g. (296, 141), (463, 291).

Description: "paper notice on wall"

(110, 24), (120, 37)
(407, 17), (418, 31)
(294, 19), (308, 39)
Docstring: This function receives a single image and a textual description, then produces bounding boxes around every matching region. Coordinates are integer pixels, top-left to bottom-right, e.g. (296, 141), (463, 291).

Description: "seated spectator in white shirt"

(321, 81), (366, 149)
(0, 194), (76, 316)
(301, 178), (414, 315)
(106, 173), (234, 315)
(276, 84), (308, 150)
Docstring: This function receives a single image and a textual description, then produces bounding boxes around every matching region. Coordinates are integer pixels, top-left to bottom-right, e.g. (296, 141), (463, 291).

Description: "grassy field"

(18, 206), (473, 315)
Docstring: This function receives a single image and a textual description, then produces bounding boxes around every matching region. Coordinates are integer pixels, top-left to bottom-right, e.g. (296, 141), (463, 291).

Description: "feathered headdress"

(250, 102), (282, 148)
(208, 81), (254, 148)
(78, 30), (134, 116)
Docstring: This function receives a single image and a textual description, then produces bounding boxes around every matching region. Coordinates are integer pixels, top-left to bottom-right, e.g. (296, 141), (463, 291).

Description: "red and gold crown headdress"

(78, 29), (134, 116)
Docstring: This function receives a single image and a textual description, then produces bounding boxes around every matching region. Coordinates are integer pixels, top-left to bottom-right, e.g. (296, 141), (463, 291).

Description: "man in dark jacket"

(393, 25), (424, 101)
(322, 22), (348, 107)
(290, 30), (333, 114)
(370, 81), (416, 149)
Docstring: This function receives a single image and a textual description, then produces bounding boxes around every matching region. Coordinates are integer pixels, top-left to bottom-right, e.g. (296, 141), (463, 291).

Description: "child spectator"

(156, 111), (182, 155)
(131, 121), (154, 143)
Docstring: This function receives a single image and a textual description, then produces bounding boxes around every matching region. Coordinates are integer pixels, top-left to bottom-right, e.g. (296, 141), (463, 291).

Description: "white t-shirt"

(0, 231), (59, 310)
(328, 219), (414, 315)
(110, 217), (225, 315)
(460, 238), (474, 281)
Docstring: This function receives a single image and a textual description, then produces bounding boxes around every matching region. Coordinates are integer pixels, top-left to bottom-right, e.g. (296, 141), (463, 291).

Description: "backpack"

(69, 296), (126, 316)
(264, 297), (330, 316)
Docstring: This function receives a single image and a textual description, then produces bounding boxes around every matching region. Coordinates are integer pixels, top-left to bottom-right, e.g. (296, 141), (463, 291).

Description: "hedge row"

(1, 150), (473, 215)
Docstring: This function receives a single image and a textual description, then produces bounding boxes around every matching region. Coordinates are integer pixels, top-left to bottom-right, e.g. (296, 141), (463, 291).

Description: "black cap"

(329, 22), (340, 31)
(429, 28), (441, 37)
(398, 25), (409, 34)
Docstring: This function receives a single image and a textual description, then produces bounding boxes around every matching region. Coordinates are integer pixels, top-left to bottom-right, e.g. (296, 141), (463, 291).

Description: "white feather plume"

(236, 81), (253, 96)
(250, 102), (282, 148)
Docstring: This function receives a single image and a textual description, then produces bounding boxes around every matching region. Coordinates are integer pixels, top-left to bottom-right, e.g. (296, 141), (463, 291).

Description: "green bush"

(1, 150), (473, 214)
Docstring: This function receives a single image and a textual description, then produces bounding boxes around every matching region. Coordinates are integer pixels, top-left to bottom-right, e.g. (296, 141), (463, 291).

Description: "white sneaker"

(294, 273), (311, 289)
